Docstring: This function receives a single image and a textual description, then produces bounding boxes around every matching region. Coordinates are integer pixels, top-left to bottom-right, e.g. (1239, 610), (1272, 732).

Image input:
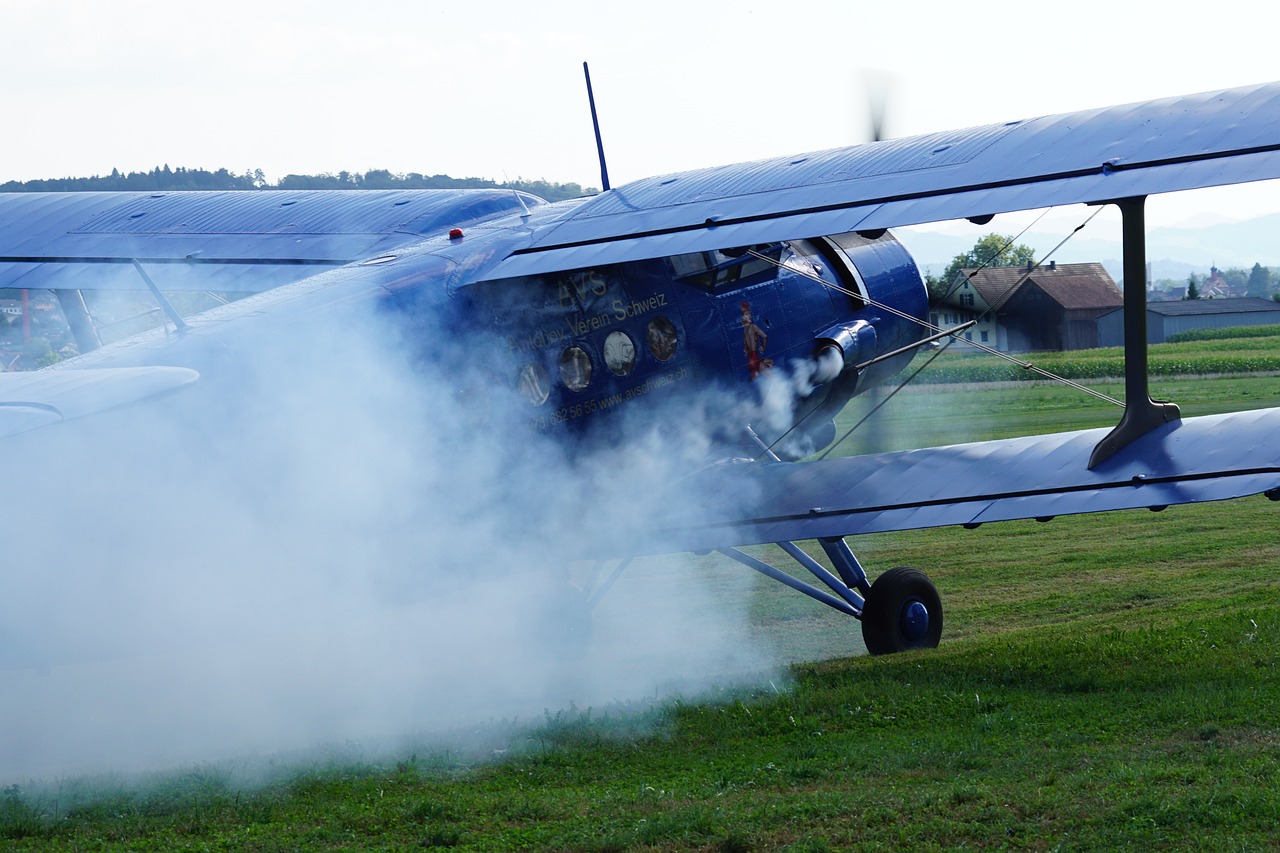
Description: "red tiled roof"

(960, 262), (1120, 310)
(1029, 274), (1123, 310)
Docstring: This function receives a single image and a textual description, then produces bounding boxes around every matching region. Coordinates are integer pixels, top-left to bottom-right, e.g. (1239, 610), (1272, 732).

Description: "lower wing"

(649, 407), (1280, 553)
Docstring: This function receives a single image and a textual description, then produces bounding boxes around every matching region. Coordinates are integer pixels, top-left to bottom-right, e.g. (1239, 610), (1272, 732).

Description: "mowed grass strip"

(830, 370), (1278, 453)
(913, 328), (1280, 384)
(3, 351), (1278, 851)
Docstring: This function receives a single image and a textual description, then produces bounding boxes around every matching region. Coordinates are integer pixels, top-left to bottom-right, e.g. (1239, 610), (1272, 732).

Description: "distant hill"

(0, 166), (597, 203)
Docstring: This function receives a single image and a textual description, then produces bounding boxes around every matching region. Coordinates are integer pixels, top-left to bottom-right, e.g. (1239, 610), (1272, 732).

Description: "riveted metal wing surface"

(643, 408), (1280, 556)
(0, 188), (540, 293)
(481, 82), (1280, 282)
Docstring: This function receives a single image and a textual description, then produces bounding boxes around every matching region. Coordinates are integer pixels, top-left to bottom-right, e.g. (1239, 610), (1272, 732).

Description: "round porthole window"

(517, 362), (550, 406)
(603, 330), (637, 376)
(646, 317), (678, 361)
(559, 346), (592, 391)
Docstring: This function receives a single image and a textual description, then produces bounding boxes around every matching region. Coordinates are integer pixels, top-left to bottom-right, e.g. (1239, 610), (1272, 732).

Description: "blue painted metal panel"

(478, 82), (1280, 282)
(845, 235), (927, 367)
(639, 407), (1280, 555)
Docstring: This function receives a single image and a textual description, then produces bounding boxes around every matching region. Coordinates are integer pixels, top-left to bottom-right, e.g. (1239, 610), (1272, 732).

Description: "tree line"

(0, 166), (596, 202)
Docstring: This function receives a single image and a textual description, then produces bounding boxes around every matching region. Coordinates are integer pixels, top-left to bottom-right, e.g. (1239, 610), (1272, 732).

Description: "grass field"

(828, 366), (1278, 455)
(3, 348), (1278, 850)
(908, 329), (1280, 385)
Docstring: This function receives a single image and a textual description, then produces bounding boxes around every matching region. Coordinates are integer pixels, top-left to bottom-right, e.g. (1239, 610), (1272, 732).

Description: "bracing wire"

(816, 337), (956, 460)
(739, 216), (1125, 460)
(746, 246), (1123, 409)
(976, 206), (1108, 320)
(929, 208), (1052, 312)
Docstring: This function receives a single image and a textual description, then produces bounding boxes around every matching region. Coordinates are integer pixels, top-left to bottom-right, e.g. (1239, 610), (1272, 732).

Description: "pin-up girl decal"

(741, 301), (773, 380)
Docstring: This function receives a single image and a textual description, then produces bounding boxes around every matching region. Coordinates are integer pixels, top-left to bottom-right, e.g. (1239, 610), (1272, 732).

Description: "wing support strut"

(53, 290), (102, 353)
(130, 260), (189, 335)
(584, 556), (633, 608)
(1088, 196), (1180, 468)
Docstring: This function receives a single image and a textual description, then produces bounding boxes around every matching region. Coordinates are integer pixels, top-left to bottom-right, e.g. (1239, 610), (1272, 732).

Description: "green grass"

(912, 332), (1280, 384)
(4, 356), (1279, 850)
(1167, 324), (1280, 343)
(7, 514), (1279, 851)
(828, 370), (1278, 454)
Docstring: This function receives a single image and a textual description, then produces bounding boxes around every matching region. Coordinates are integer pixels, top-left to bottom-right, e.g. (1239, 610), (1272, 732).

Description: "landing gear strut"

(582, 538), (941, 656)
(713, 537), (942, 656)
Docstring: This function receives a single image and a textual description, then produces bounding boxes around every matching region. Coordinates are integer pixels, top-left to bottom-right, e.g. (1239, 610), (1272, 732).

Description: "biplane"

(1, 80), (1279, 659)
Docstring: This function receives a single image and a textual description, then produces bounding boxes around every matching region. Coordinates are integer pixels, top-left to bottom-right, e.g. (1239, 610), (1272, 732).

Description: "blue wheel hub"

(899, 599), (930, 641)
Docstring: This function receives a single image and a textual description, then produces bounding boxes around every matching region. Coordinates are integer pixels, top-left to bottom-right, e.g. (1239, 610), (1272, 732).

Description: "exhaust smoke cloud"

(0, 288), (780, 783)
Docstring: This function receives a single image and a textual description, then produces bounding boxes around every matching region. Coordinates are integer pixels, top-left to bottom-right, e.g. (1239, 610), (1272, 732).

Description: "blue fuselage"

(410, 230), (928, 455)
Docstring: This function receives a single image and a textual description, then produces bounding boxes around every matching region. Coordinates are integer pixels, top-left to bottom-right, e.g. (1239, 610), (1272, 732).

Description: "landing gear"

(860, 566), (942, 655)
(713, 538), (942, 656)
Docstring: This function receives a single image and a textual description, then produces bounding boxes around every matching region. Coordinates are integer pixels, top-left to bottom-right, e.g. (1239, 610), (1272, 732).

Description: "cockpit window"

(669, 245), (783, 293)
(669, 253), (711, 279)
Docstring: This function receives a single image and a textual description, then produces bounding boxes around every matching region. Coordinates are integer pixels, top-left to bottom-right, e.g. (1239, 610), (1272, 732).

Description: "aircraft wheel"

(861, 567), (942, 655)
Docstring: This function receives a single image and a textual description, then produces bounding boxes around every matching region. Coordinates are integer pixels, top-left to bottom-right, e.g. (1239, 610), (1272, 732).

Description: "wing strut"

(53, 290), (102, 353)
(1088, 196), (1180, 469)
(130, 260), (189, 335)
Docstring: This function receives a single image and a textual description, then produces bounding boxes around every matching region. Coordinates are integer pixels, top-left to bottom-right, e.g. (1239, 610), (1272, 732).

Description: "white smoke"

(747, 356), (836, 460)
(0, 283), (779, 783)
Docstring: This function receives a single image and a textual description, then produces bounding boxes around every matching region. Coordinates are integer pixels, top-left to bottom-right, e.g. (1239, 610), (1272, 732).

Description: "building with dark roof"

(933, 262), (1122, 352)
(1097, 297), (1280, 345)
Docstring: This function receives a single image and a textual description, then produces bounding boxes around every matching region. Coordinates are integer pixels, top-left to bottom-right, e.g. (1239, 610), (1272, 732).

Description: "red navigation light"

(448, 228), (464, 240)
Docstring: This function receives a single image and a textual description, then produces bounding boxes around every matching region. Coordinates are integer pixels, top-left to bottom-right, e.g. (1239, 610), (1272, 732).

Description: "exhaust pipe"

(814, 320), (877, 383)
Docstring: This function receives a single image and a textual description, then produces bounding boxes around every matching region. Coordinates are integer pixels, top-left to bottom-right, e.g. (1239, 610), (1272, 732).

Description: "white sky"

(3, 0), (1280, 230)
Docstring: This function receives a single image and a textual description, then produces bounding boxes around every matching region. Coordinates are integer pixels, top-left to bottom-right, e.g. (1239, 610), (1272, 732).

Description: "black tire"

(861, 566), (942, 655)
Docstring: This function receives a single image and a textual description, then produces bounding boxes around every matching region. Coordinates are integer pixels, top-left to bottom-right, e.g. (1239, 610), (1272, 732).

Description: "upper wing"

(644, 408), (1280, 554)
(0, 188), (541, 293)
(10, 84), (1279, 294)
(0, 189), (540, 438)
(482, 81), (1280, 281)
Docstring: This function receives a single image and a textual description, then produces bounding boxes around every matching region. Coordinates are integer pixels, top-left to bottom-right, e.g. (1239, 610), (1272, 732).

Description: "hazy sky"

(4, 0), (1280, 228)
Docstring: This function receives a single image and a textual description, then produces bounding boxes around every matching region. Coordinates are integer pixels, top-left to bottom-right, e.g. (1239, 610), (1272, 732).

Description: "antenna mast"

(582, 62), (611, 192)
